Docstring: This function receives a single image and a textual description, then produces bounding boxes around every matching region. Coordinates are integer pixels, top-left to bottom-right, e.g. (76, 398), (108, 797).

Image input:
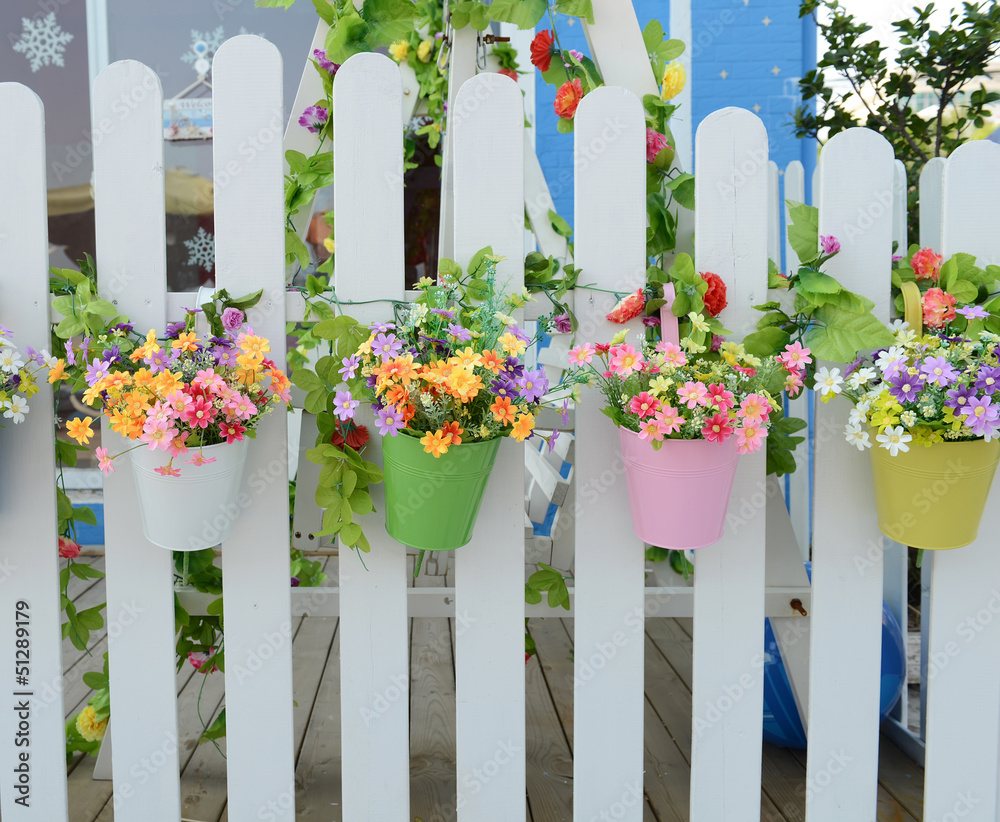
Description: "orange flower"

(66, 416), (94, 445)
(132, 368), (155, 389)
(442, 421), (464, 445)
(47, 359), (66, 383)
(393, 354), (418, 385)
(400, 404), (416, 424)
(511, 413), (535, 442)
(154, 370), (183, 396)
(479, 349), (505, 374)
(554, 79), (584, 120)
(385, 385), (409, 408)
(446, 367), (483, 402)
(172, 331), (200, 353)
(490, 396), (516, 425)
(421, 429), (453, 458)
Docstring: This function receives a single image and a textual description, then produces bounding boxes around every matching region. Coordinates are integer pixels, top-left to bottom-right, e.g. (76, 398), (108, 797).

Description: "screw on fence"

(790, 598), (807, 617)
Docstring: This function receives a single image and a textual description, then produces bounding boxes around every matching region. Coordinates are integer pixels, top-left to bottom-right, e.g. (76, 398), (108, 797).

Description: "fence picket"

(0, 83), (70, 822)
(212, 36), (295, 821)
(807, 127), (894, 822)
(452, 73), (527, 822)
(332, 53), (411, 822)
(924, 138), (1000, 822)
(768, 160), (781, 263)
(689, 107), (769, 822)
(919, 157), (946, 253)
(572, 86), (647, 822)
(91, 60), (181, 822)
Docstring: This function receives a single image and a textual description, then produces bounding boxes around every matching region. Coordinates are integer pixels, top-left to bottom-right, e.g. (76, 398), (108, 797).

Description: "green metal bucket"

(382, 433), (501, 551)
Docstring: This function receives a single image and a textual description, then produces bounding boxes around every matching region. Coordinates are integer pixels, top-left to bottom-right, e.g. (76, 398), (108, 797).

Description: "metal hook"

(475, 31), (488, 71)
(790, 598), (808, 617)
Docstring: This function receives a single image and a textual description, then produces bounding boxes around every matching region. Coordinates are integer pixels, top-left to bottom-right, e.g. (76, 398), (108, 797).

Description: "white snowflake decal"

(184, 227), (216, 272)
(181, 27), (226, 66)
(12, 13), (74, 73)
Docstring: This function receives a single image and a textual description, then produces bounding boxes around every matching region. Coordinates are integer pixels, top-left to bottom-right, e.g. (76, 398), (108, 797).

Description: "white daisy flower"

(844, 422), (872, 450)
(2, 395), (28, 424)
(849, 399), (871, 426)
(814, 366), (844, 397)
(876, 425), (912, 456)
(0, 348), (24, 374)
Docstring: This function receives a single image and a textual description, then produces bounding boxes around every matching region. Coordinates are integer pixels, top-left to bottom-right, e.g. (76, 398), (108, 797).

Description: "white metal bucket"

(129, 438), (249, 551)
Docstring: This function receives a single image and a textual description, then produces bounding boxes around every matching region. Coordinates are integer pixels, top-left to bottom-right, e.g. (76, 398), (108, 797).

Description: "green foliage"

(766, 415), (808, 477)
(525, 563), (571, 610)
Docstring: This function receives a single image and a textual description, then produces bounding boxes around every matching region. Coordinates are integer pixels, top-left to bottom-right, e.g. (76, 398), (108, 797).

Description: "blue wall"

(535, 0), (817, 230)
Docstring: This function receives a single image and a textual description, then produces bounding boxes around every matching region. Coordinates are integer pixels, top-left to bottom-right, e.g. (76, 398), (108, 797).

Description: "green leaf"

(286, 228), (310, 268)
(553, 0), (594, 23)
(548, 210), (573, 239)
(786, 201), (819, 264)
(766, 415), (808, 477)
(348, 488), (373, 515)
(199, 709), (227, 745)
(77, 606), (105, 631)
(657, 39), (686, 62)
(743, 327), (791, 358)
(467, 245), (494, 276)
(361, 0), (419, 45)
(524, 583), (543, 605)
(645, 545), (669, 562)
(340, 522), (362, 545)
(947, 280), (978, 303)
(56, 315), (85, 338)
(324, 6), (370, 62)
(490, 0), (548, 27)
(642, 19), (664, 52)
(310, 0), (337, 25)
(805, 306), (895, 363)
(527, 563), (571, 611)
(206, 597), (224, 616)
(291, 369), (323, 392)
(665, 173), (695, 209)
(82, 671), (109, 690)
(797, 267), (841, 294)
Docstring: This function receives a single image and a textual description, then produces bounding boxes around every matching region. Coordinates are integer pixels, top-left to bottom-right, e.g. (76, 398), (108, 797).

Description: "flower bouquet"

(566, 307), (804, 548)
(303, 249), (576, 559)
(838, 295), (1000, 550)
(64, 317), (291, 550)
(0, 325), (53, 427)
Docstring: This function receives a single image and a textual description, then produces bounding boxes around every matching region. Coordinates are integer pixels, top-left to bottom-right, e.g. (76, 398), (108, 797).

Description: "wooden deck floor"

(57, 555), (926, 821)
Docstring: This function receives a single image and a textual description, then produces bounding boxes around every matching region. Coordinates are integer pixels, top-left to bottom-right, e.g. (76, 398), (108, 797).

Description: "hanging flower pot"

(618, 427), (740, 549)
(130, 439), (249, 551)
(869, 438), (1000, 550)
(382, 432), (500, 552)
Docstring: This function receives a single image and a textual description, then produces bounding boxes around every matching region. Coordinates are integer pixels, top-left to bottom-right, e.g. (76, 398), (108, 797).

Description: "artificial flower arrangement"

(298, 247), (579, 562)
(61, 301), (291, 550)
(0, 325), (53, 426)
(836, 299), (1000, 550)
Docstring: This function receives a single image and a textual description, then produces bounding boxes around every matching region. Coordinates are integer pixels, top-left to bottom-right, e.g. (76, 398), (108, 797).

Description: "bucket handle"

(900, 280), (923, 337)
(659, 283), (681, 347)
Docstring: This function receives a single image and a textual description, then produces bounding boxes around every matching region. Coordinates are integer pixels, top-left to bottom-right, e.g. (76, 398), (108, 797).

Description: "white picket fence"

(2, 35), (1000, 822)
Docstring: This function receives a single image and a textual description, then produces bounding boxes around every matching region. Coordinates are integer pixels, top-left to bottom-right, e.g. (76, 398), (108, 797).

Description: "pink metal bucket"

(618, 427), (739, 549)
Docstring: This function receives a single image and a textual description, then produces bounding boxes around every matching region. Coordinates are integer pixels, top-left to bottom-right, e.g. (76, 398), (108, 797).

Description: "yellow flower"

(417, 39), (433, 62)
(66, 416), (94, 445)
(498, 332), (527, 357)
(389, 40), (410, 62)
(511, 413), (535, 442)
(76, 706), (108, 742)
(416, 276), (434, 289)
(661, 61), (686, 101)
(610, 328), (628, 345)
(48, 358), (66, 383)
(688, 312), (710, 333)
(323, 236), (335, 254)
(681, 336), (706, 354)
(649, 375), (674, 396)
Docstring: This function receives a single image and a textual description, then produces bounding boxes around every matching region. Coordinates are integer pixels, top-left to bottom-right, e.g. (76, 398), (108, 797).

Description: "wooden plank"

(690, 107), (769, 822)
(807, 127), (895, 822)
(331, 52), (411, 822)
(668, 0), (692, 172)
(452, 72), (527, 822)
(410, 573), (458, 819)
(0, 81), (70, 822)
(924, 138), (1000, 822)
(91, 59), (181, 822)
(918, 158), (946, 252)
(212, 35), (295, 822)
(769, 160), (782, 263)
(291, 412), (328, 550)
(571, 85), (647, 822)
(893, 159), (908, 253)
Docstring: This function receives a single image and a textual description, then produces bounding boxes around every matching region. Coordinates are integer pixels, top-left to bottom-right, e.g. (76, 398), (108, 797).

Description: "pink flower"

(702, 412), (735, 443)
(609, 344), (644, 376)
(220, 420), (247, 444)
(778, 342), (812, 373)
(165, 390), (192, 418)
(225, 393), (257, 421)
(58, 535), (81, 559)
(784, 370), (804, 397)
(188, 648), (218, 673)
(186, 452), (218, 467)
(678, 381), (710, 409)
(193, 369), (227, 395)
(183, 396), (216, 429)
(911, 247), (943, 282)
(629, 391), (661, 418)
(568, 343), (595, 365)
(820, 235), (841, 255)
(96, 446), (114, 476)
(738, 393), (771, 423)
(922, 287), (957, 329)
(655, 405), (684, 434)
(656, 341), (686, 367)
(141, 419), (177, 451)
(168, 431), (190, 458)
(145, 401), (173, 426)
(638, 417), (667, 442)
(646, 128), (671, 164)
(707, 383), (735, 412)
(736, 423), (767, 454)
(154, 465), (181, 477)
(606, 289), (645, 323)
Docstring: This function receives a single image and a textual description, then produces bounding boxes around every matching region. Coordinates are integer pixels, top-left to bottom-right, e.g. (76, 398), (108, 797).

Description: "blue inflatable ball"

(761, 563), (907, 749)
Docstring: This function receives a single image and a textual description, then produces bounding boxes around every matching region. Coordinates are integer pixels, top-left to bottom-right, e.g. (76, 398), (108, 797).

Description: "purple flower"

(552, 313), (572, 334)
(962, 395), (1000, 437)
(710, 334), (724, 353)
(181, 307), (203, 315)
(431, 308), (456, 320)
(642, 315), (661, 328)
(920, 356), (959, 387)
(888, 370), (925, 403)
(820, 235), (841, 255)
(145, 348), (171, 373)
(547, 429), (561, 453)
(64, 340), (76, 366)
(23, 346), (41, 366)
(560, 399), (570, 426)
(976, 366), (1000, 394)
(85, 358), (111, 387)
(165, 321), (186, 339)
(446, 323), (471, 341)
(509, 324), (531, 344)
(892, 254), (904, 262)
(101, 345), (121, 364)
(312, 49), (340, 75)
(222, 307), (245, 333)
(340, 355), (360, 380)
(214, 346), (239, 368)
(369, 321), (395, 334)
(568, 49), (585, 61)
(945, 384), (975, 411)
(110, 322), (134, 334)
(291, 576), (301, 587)
(366, 373), (378, 389)
(503, 357), (525, 379)
(371, 333), (403, 361)
(517, 368), (549, 403)
(375, 405), (405, 436)
(299, 105), (329, 134)
(210, 336), (232, 348)
(957, 305), (989, 320)
(493, 375), (518, 398)
(333, 390), (359, 421)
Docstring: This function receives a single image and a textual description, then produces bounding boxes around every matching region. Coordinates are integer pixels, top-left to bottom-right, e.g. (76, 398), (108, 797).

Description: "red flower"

(499, 67), (519, 82)
(332, 420), (370, 451)
(554, 79), (584, 120)
(607, 289), (646, 323)
(58, 536), (81, 559)
(530, 30), (556, 72)
(911, 247), (943, 282)
(700, 272), (728, 317)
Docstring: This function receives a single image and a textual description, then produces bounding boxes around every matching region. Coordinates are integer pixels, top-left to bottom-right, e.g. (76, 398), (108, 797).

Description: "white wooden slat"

(807, 127), (894, 822)
(883, 538), (909, 727)
(893, 159), (908, 254)
(291, 412), (327, 549)
(668, 0), (693, 172)
(689, 108), (769, 822)
(524, 129), (571, 267)
(768, 160), (781, 263)
(212, 37), (295, 821)
(453, 73), (526, 822)
(782, 160), (810, 558)
(924, 138), (1000, 822)
(572, 86), (646, 822)
(0, 83), (69, 822)
(919, 157), (946, 252)
(332, 52), (411, 822)
(91, 60), (181, 822)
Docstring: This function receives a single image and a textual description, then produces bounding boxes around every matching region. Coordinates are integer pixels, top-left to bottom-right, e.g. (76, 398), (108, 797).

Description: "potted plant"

(839, 279), (1000, 550)
(63, 314), (291, 551)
